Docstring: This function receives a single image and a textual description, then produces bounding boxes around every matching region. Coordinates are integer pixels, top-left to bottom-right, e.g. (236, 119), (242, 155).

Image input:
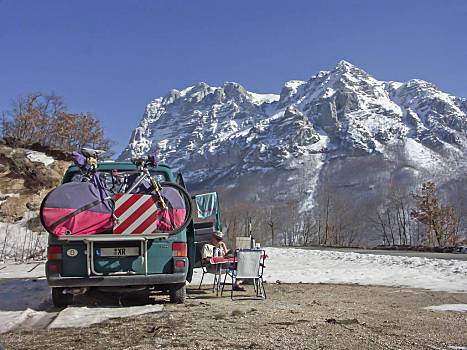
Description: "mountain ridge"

(117, 61), (466, 209)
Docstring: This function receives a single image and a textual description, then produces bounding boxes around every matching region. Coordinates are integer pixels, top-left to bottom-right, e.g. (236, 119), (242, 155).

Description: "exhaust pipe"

(63, 287), (88, 295)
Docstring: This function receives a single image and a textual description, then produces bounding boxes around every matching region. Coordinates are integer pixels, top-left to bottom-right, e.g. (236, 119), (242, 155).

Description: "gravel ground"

(1, 283), (466, 350)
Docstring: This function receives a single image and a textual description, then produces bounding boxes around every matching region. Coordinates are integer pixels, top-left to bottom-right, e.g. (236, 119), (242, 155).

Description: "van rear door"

(91, 238), (175, 275)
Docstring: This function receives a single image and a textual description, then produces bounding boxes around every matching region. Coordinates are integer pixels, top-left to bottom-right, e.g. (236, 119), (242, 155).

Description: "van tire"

(169, 284), (186, 304)
(52, 287), (73, 308)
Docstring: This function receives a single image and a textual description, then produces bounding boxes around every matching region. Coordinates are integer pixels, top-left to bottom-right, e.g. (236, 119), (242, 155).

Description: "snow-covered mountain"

(118, 61), (467, 207)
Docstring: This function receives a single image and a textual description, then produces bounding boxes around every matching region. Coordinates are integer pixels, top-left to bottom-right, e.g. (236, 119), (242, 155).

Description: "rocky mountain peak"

(118, 61), (466, 208)
(334, 59), (357, 72)
(278, 80), (306, 108)
(221, 82), (250, 103)
(332, 59), (370, 79)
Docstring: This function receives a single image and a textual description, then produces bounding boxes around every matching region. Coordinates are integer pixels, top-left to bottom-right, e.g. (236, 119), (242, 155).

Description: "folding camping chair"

(194, 221), (218, 290)
(199, 257), (218, 291)
(221, 249), (267, 299)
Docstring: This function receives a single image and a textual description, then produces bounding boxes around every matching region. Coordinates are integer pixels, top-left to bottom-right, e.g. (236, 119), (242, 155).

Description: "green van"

(45, 160), (220, 307)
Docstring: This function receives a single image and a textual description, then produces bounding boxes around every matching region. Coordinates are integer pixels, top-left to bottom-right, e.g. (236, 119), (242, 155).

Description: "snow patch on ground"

(423, 304), (467, 312)
(0, 193), (19, 206)
(0, 279), (51, 333)
(0, 213), (48, 261)
(0, 278), (164, 333)
(260, 247), (467, 292)
(0, 193), (19, 197)
(25, 150), (54, 166)
(0, 262), (45, 279)
(1, 308), (51, 334)
(48, 304), (164, 329)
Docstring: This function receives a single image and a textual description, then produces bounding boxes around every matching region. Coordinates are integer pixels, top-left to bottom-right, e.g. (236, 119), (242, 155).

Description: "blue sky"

(1, 0), (466, 154)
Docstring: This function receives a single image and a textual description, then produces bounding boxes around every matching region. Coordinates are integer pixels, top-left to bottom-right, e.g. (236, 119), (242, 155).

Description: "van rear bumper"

(47, 261), (188, 288)
(48, 272), (187, 287)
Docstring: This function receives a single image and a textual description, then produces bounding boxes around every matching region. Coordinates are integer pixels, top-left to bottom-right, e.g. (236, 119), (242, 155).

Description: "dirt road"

(2, 283), (466, 350)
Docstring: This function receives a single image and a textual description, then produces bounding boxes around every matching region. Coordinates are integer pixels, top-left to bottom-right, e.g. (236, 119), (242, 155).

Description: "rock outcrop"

(0, 141), (71, 228)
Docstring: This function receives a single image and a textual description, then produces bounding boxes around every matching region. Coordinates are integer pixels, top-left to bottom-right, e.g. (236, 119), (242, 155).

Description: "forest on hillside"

(218, 178), (466, 250)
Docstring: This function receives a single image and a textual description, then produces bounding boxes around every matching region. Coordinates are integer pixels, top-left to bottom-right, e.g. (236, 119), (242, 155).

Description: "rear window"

(66, 170), (168, 193)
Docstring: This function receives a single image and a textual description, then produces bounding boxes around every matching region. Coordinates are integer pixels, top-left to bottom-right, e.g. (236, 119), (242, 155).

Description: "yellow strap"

(87, 157), (97, 167)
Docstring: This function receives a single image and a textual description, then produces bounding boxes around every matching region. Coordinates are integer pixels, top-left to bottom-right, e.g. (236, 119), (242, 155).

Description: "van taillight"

(47, 246), (62, 260)
(172, 242), (187, 257)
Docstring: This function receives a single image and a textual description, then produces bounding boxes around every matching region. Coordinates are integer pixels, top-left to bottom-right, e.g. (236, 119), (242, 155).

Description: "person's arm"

(219, 242), (228, 255)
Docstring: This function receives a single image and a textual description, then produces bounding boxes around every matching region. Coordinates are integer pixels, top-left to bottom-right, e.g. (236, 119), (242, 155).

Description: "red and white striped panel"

(113, 194), (161, 234)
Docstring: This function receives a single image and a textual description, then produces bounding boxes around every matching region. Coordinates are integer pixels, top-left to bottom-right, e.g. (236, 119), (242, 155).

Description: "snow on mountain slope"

(118, 61), (467, 206)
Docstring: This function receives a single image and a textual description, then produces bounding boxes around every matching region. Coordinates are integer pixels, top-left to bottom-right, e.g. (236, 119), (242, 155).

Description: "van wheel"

(169, 284), (186, 304)
(52, 287), (73, 308)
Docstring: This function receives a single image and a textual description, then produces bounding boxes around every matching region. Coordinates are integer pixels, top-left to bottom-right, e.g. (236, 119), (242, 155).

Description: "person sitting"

(202, 231), (228, 261)
(201, 231), (245, 291)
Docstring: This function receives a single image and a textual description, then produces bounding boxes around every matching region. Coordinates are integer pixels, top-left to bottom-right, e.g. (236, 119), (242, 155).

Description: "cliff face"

(117, 61), (466, 209)
(0, 139), (71, 229)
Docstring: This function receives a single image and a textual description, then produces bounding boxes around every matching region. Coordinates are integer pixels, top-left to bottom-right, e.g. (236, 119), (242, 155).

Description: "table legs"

(215, 264), (222, 296)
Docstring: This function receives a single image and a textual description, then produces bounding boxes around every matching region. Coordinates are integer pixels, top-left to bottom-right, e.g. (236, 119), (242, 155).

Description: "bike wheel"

(149, 182), (193, 235)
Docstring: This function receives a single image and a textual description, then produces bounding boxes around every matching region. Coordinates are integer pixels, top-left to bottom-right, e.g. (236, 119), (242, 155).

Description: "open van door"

(192, 192), (223, 272)
(194, 192), (222, 231)
(176, 173), (195, 282)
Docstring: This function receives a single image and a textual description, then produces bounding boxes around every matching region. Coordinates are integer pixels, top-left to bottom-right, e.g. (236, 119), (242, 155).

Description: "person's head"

(210, 231), (223, 246)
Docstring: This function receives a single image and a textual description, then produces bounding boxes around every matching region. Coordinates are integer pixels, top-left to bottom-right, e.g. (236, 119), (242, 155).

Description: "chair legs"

(198, 270), (205, 289)
(224, 276), (266, 299)
(253, 277), (266, 299)
(219, 269), (235, 299)
(259, 277), (267, 299)
(220, 270), (228, 296)
(231, 273), (235, 300)
(198, 268), (217, 291)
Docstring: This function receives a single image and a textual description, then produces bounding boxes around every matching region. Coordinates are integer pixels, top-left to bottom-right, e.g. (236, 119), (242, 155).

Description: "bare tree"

(2, 92), (114, 157)
(411, 182), (462, 246)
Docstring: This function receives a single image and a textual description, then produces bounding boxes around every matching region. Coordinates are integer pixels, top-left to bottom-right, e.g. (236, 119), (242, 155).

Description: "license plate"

(96, 247), (139, 257)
